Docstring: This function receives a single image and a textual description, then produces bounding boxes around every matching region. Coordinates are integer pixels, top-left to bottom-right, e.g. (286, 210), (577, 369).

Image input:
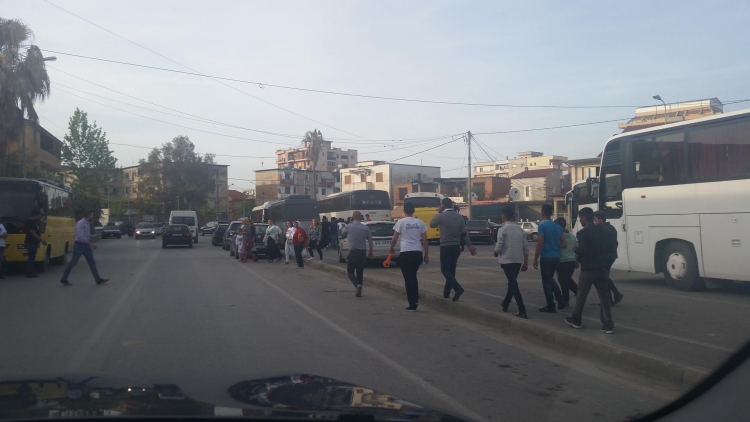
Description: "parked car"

(465, 220), (495, 244)
(162, 224), (193, 248)
(223, 221), (242, 251)
(101, 222), (122, 239)
(488, 221), (502, 241)
(229, 223), (269, 258)
(94, 222), (104, 235)
(200, 221), (227, 236)
(212, 223), (229, 246)
(338, 221), (399, 264)
(521, 221), (539, 241)
(135, 222), (156, 239)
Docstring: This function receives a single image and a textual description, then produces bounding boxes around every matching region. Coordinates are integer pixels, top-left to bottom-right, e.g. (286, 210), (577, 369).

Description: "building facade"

(339, 161), (441, 205)
(508, 151), (568, 177)
(510, 168), (563, 201)
(255, 168), (335, 202)
(472, 161), (496, 177)
(275, 140), (357, 172)
(567, 156), (601, 186)
(618, 98), (723, 133)
(0, 120), (63, 177)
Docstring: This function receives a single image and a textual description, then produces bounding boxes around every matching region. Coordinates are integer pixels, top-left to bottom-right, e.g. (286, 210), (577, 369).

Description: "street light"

(653, 95), (667, 124)
(43, 56), (57, 62)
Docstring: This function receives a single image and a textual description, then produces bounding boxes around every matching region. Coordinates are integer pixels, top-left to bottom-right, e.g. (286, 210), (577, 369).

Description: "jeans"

(267, 237), (279, 260)
(540, 257), (565, 307)
(556, 261), (579, 303)
(572, 269), (613, 330)
(294, 244), (305, 267)
(347, 249), (367, 286)
(501, 263), (526, 314)
(440, 245), (463, 295)
(285, 242), (295, 263)
(399, 251), (423, 307)
(0, 246), (5, 275)
(25, 243), (39, 275)
(308, 239), (323, 260)
(606, 268), (621, 302)
(61, 242), (102, 282)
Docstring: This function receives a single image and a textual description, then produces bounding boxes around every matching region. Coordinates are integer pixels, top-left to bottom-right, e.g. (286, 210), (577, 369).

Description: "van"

(169, 211), (199, 243)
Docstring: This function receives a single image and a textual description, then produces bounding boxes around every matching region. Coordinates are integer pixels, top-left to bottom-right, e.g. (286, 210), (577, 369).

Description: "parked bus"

(568, 108), (750, 291)
(0, 178), (75, 271)
(318, 190), (391, 222)
(403, 192), (445, 242)
(251, 195), (319, 236)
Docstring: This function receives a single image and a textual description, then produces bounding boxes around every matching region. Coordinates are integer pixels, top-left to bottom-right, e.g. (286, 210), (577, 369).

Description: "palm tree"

(0, 18), (51, 177)
(302, 129), (324, 198)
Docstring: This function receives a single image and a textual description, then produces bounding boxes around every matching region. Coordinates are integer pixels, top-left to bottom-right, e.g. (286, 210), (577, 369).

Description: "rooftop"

(512, 168), (560, 179)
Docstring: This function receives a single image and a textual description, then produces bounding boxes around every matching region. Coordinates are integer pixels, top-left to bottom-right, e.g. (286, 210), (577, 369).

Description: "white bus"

(318, 190), (391, 222)
(569, 108), (750, 291)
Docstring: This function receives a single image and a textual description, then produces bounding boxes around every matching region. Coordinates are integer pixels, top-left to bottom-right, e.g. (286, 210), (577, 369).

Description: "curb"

(308, 260), (709, 386)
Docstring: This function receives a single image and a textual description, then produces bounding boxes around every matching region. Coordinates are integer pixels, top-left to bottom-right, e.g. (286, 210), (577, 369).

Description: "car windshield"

(136, 223), (153, 228)
(254, 225), (268, 235)
(368, 223), (394, 237)
(465, 220), (488, 227)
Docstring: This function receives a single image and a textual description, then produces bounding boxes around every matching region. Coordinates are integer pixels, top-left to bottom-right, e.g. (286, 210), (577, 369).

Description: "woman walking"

(264, 219), (281, 263)
(284, 220), (296, 265)
(390, 202), (429, 311)
(555, 217), (579, 303)
(243, 218), (257, 262)
(292, 221), (309, 268)
(307, 218), (323, 261)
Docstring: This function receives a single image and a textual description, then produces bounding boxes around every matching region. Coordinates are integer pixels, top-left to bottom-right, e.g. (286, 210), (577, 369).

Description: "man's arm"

(559, 232), (568, 249)
(29, 225), (46, 244)
(421, 231), (429, 264)
(389, 231), (400, 254)
(533, 232), (544, 269)
(429, 212), (441, 228)
(493, 226), (505, 256)
(367, 230), (374, 258)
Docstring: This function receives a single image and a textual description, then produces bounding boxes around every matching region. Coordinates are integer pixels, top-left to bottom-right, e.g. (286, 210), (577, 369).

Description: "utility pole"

(215, 169), (219, 220)
(466, 131), (472, 219)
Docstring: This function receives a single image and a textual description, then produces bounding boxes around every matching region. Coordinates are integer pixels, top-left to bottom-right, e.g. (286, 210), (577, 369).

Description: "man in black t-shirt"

(320, 216), (331, 249)
(25, 209), (47, 278)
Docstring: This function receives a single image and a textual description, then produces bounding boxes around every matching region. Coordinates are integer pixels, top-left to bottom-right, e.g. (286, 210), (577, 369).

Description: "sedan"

(101, 222), (122, 239)
(212, 224), (229, 246)
(230, 224), (269, 258)
(153, 223), (165, 236)
(223, 221), (242, 251)
(135, 222), (156, 239)
(338, 221), (400, 264)
(521, 221), (540, 242)
(465, 220), (495, 244)
(162, 224), (193, 248)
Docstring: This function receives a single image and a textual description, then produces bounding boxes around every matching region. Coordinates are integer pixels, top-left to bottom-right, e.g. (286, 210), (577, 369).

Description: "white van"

(169, 210), (199, 243)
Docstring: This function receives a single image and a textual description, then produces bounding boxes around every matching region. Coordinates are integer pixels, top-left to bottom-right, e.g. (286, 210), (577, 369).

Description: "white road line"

(240, 264), (486, 422)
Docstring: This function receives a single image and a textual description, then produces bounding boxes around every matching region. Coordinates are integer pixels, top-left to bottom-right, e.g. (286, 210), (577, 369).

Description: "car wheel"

(194, 236), (198, 244)
(189, 242), (193, 248)
(338, 247), (346, 263)
(162, 243), (167, 249)
(37, 247), (51, 273)
(663, 241), (703, 291)
(52, 243), (69, 265)
(230, 246), (235, 256)
(531, 233), (539, 242)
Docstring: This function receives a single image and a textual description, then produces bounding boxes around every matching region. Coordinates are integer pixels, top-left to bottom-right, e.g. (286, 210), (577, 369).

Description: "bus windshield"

(0, 191), (36, 218)
(404, 197), (441, 208)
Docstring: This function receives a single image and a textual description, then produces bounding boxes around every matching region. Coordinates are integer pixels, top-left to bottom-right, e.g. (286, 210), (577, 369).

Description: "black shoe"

(600, 326), (614, 334)
(355, 284), (362, 297)
(612, 293), (624, 305)
(565, 317), (582, 329)
(60, 280), (72, 286)
(538, 306), (557, 313)
(26, 274), (39, 278)
(452, 288), (465, 302)
(558, 301), (568, 310)
(405, 306), (418, 312)
(443, 292), (450, 299)
(96, 278), (110, 285)
(514, 312), (528, 319)
(501, 302), (509, 313)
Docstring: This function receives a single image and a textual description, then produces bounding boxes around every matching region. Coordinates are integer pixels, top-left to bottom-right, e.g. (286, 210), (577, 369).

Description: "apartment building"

(275, 140), (357, 172)
(618, 98), (723, 133)
(255, 168), (335, 202)
(339, 161), (441, 205)
(0, 119), (63, 177)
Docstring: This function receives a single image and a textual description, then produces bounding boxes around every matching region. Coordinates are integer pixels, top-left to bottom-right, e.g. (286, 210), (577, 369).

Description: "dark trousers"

(293, 244), (305, 267)
(540, 257), (565, 307)
(346, 249), (367, 286)
(501, 263), (526, 313)
(440, 245), (463, 295)
(572, 269), (613, 329)
(606, 268), (621, 302)
(26, 243), (39, 275)
(556, 261), (579, 303)
(308, 239), (323, 259)
(267, 237), (279, 260)
(0, 246), (5, 275)
(399, 251), (423, 307)
(61, 242), (102, 282)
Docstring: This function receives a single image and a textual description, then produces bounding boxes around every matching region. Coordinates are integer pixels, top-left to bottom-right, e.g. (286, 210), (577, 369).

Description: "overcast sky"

(5, 0), (750, 191)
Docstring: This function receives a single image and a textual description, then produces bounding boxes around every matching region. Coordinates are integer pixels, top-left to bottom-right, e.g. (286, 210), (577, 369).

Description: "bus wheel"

(663, 241), (704, 291)
(338, 247), (346, 263)
(52, 243), (69, 265)
(37, 247), (51, 273)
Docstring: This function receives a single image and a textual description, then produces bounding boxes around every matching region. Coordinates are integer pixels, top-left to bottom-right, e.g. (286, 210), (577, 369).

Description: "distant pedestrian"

(329, 216), (339, 249)
(60, 211), (109, 286)
(429, 197), (476, 302)
(555, 217), (579, 303)
(307, 218), (323, 261)
(264, 219), (282, 263)
(235, 227), (247, 263)
(284, 220), (296, 265)
(365, 214), (372, 222)
(24, 209), (47, 278)
(244, 219), (257, 262)
(493, 207), (529, 319)
(566, 207), (614, 333)
(0, 220), (8, 279)
(341, 211), (374, 297)
(533, 203), (568, 313)
(292, 221), (309, 268)
(321, 216), (331, 250)
(391, 202), (429, 311)
(593, 211), (624, 305)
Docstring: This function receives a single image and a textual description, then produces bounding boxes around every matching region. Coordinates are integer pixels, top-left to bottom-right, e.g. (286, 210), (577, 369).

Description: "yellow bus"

(0, 178), (75, 272)
(403, 192), (445, 242)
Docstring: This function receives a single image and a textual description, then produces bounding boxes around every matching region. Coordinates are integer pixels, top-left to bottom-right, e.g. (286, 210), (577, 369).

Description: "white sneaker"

(308, 257), (316, 261)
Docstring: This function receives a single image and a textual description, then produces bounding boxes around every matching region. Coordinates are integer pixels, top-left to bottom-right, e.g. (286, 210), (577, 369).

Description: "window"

(321, 188), (327, 195)
(305, 187), (310, 195)
(284, 186), (291, 194)
(305, 174), (309, 181)
(368, 223), (395, 237)
(328, 161), (336, 167)
(398, 187), (408, 200)
(360, 174), (366, 183)
(376, 172), (383, 182)
(293, 187), (297, 194)
(171, 216), (195, 226)
(345, 175), (352, 184)
(688, 118), (750, 181)
(600, 168), (623, 219)
(341, 155), (348, 159)
(631, 132), (685, 186)
(525, 185), (530, 197)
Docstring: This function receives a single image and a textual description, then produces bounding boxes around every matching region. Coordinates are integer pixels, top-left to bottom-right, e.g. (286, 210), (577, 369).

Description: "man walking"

(566, 207), (614, 333)
(60, 211), (109, 286)
(429, 197), (476, 302)
(390, 202), (429, 311)
(24, 209), (47, 278)
(555, 217), (579, 304)
(533, 203), (568, 312)
(493, 207), (529, 319)
(329, 216), (338, 249)
(292, 221), (309, 268)
(594, 211), (624, 305)
(341, 211), (373, 297)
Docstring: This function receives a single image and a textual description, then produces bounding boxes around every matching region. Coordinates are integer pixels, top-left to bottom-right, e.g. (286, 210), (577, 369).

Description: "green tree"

(303, 129), (324, 198)
(109, 199), (125, 220)
(0, 19), (51, 176)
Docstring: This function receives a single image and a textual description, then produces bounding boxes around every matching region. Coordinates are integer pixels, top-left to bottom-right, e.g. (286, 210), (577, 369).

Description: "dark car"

(211, 223), (229, 246)
(200, 221), (226, 236)
(230, 223), (268, 258)
(101, 222), (122, 239)
(465, 220), (495, 244)
(222, 221), (242, 251)
(489, 221), (502, 241)
(162, 224), (193, 248)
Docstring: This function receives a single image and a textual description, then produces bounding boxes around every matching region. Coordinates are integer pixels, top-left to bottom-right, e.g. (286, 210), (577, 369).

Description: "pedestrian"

(493, 207), (529, 319)
(365, 214), (372, 222)
(594, 211), (624, 305)
(390, 202), (429, 311)
(244, 219), (257, 262)
(292, 221), (309, 268)
(24, 209), (47, 278)
(284, 220), (296, 265)
(0, 219), (7, 279)
(429, 197), (476, 302)
(555, 217), (579, 303)
(307, 218), (323, 261)
(346, 217), (352, 225)
(235, 227), (246, 263)
(533, 203), (568, 313)
(264, 219), (282, 263)
(329, 216), (338, 249)
(566, 207), (614, 333)
(341, 211), (374, 297)
(321, 216), (331, 250)
(60, 211), (109, 286)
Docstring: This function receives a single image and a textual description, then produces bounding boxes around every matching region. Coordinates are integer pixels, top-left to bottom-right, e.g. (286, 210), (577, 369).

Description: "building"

(567, 156), (601, 186)
(228, 189), (255, 219)
(618, 98), (723, 133)
(507, 151), (568, 177)
(255, 168), (335, 202)
(0, 119), (63, 177)
(472, 161), (496, 177)
(511, 168), (563, 201)
(471, 176), (511, 200)
(275, 139), (357, 172)
(339, 161), (441, 205)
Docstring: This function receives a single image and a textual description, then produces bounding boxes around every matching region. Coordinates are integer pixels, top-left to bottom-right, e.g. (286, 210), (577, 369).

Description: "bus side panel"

(700, 213), (750, 282)
(412, 208), (439, 241)
(44, 215), (75, 260)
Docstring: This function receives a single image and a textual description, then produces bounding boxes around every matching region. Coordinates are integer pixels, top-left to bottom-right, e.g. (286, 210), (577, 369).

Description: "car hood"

(0, 373), (463, 421)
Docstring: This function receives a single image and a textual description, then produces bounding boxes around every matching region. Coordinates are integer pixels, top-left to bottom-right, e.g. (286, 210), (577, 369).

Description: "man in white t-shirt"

(390, 202), (429, 311)
(0, 222), (7, 279)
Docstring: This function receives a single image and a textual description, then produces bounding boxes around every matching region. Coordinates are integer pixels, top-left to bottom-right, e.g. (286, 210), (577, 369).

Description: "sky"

(4, 0), (750, 192)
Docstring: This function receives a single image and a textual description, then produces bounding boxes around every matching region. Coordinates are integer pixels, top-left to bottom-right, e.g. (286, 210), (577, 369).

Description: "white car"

(338, 221), (400, 264)
(521, 221), (539, 241)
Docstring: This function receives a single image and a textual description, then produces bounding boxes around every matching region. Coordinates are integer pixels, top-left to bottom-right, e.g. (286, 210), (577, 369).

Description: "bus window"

(688, 118), (750, 181)
(600, 169), (623, 219)
(632, 132), (685, 186)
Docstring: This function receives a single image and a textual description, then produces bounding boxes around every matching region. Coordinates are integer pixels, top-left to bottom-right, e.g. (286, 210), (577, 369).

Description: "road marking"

(240, 265), (486, 422)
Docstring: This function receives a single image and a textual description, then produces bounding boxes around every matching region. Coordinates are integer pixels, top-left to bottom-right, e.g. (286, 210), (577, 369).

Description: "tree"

(0, 19), (51, 176)
(302, 129), (324, 199)
(109, 199), (125, 220)
(61, 108), (118, 220)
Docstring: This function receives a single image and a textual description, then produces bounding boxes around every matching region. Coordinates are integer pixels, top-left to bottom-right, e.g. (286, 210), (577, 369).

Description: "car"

(489, 221), (502, 240)
(465, 220), (495, 244)
(223, 221), (242, 251)
(161, 224), (193, 248)
(101, 222), (122, 239)
(212, 223), (229, 246)
(338, 221), (400, 264)
(229, 223), (269, 259)
(521, 221), (539, 241)
(200, 221), (227, 236)
(153, 222), (165, 236)
(169, 210), (199, 243)
(94, 222), (104, 234)
(135, 222), (156, 239)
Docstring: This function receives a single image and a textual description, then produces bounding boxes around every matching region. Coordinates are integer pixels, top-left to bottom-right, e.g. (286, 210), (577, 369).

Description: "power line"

(107, 142), (273, 159)
(474, 118), (628, 135)
(471, 135), (506, 161)
(389, 139), (460, 163)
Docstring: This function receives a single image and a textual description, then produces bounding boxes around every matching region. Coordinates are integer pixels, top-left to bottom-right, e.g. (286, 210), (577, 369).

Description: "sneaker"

(612, 293), (624, 305)
(565, 317), (582, 329)
(538, 306), (557, 313)
(405, 306), (418, 312)
(60, 280), (72, 286)
(285, 261), (289, 265)
(514, 312), (528, 319)
(501, 302), (509, 313)
(96, 278), (110, 285)
(266, 260), (273, 263)
(443, 292), (451, 299)
(452, 288), (465, 302)
(355, 284), (363, 297)
(600, 326), (614, 334)
(558, 301), (568, 310)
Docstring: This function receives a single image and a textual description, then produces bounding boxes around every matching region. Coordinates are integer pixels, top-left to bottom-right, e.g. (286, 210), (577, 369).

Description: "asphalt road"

(0, 236), (683, 422)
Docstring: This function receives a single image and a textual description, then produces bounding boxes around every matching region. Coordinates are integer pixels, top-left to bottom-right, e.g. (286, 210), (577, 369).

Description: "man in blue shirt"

(60, 211), (109, 286)
(533, 204), (568, 312)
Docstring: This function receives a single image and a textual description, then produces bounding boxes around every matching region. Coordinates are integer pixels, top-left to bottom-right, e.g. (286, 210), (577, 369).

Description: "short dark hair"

(442, 197), (453, 208)
(554, 217), (566, 230)
(593, 210), (606, 222)
(501, 207), (514, 220)
(84, 210), (94, 217)
(579, 207), (594, 223)
(404, 202), (416, 215)
(30, 209), (41, 217)
(541, 203), (553, 217)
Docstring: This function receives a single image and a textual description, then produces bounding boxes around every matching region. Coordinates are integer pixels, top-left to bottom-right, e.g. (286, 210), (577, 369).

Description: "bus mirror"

(564, 192), (570, 207)
(586, 179), (595, 197)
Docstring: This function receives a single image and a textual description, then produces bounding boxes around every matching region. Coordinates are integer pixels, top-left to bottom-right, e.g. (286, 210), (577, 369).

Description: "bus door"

(599, 165), (630, 271)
